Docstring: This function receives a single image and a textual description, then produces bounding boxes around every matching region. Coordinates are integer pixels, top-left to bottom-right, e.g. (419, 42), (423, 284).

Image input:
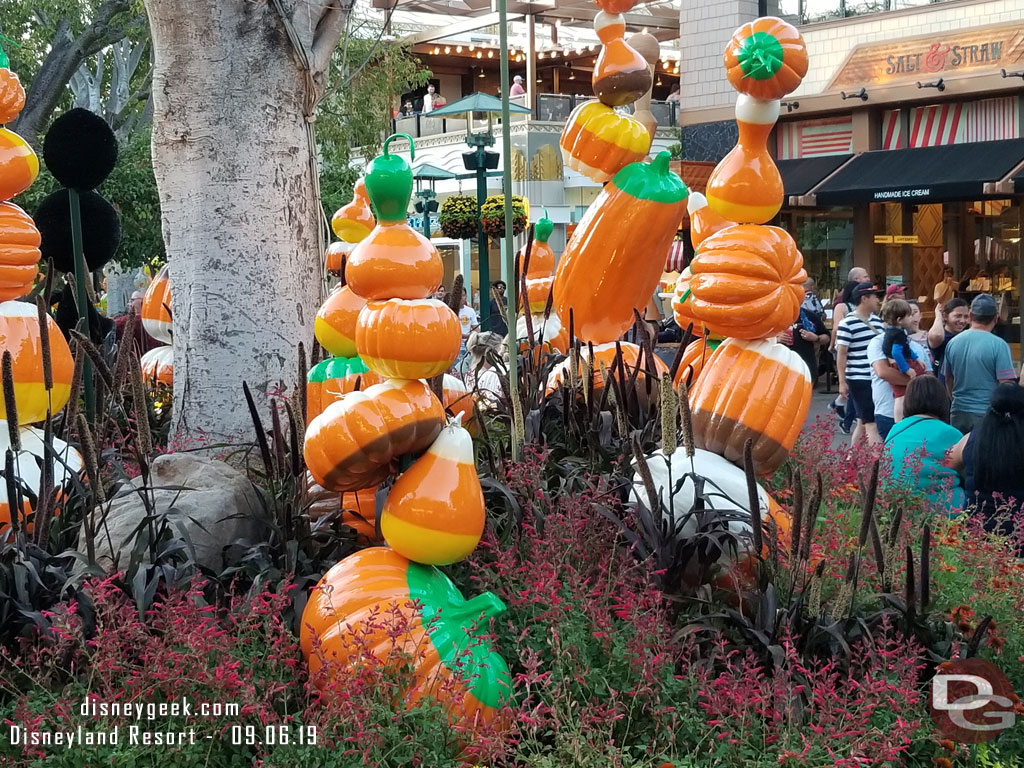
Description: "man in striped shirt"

(835, 283), (886, 446)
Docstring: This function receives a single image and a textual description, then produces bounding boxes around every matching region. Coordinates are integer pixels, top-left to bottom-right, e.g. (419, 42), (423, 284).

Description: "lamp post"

(427, 93), (530, 321)
(413, 163), (456, 242)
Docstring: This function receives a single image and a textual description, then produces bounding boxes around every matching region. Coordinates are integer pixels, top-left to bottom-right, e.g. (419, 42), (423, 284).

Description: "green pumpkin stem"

(384, 132), (415, 163)
(535, 208), (554, 243)
(739, 31), (785, 81)
(449, 591), (507, 622)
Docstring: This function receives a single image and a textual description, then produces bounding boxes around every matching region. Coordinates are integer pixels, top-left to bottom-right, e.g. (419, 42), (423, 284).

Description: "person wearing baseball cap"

(835, 283), (886, 445)
(941, 293), (1019, 434)
(885, 284), (906, 300)
(510, 74), (526, 97)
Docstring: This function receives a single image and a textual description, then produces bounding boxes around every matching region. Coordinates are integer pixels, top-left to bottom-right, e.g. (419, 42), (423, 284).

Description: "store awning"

(809, 138), (1024, 206)
(778, 154), (852, 198)
(1014, 165), (1024, 194)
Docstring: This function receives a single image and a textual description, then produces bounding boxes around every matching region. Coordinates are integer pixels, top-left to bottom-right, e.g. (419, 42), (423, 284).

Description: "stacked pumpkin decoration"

(139, 264), (174, 391)
(0, 49), (83, 531)
(303, 135), (506, 730)
(558, 1), (654, 183)
(515, 212), (568, 355)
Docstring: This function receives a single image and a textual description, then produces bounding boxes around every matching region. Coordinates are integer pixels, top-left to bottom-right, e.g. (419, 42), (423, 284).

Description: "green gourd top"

(364, 133), (415, 223)
(406, 562), (512, 709)
(535, 211), (554, 243)
(736, 31), (785, 81)
(307, 355), (370, 383)
(612, 151), (689, 205)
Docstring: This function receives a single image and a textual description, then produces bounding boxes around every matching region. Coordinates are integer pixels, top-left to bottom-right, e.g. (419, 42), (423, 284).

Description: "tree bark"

(144, 0), (345, 443)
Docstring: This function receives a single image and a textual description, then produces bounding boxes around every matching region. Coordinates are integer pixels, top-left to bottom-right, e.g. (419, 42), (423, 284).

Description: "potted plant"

(480, 194), (528, 239)
(439, 195), (479, 240)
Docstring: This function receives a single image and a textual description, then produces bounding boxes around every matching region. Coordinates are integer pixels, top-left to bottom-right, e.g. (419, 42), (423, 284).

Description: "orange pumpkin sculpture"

(0, 64), (26, 126)
(516, 312), (569, 355)
(356, 298), (461, 380)
(688, 223), (806, 341)
(324, 241), (348, 276)
(559, 101), (651, 184)
(305, 356), (381, 425)
(0, 127), (38, 203)
(517, 215), (556, 279)
(304, 378), (445, 492)
(315, 285), (367, 359)
(141, 265), (172, 345)
(381, 416), (484, 565)
(300, 547), (511, 729)
(689, 337), (812, 476)
(523, 276), (553, 314)
(705, 95), (783, 225)
(0, 424), (83, 532)
(140, 346), (173, 388)
(442, 374), (477, 433)
(592, 12), (653, 107)
(724, 17), (808, 101)
(554, 152), (688, 344)
(346, 136), (442, 300)
(331, 177), (376, 244)
(0, 202), (40, 301)
(0, 300), (74, 424)
(547, 341), (668, 409)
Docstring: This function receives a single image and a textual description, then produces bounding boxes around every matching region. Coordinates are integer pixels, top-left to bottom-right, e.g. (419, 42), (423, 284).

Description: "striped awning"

(665, 240), (687, 273)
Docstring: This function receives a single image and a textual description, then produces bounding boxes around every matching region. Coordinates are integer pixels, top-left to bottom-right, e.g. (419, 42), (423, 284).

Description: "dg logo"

(930, 658), (1017, 744)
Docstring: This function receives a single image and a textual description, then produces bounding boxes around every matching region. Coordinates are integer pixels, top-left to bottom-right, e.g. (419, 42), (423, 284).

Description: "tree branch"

(310, 2), (351, 75)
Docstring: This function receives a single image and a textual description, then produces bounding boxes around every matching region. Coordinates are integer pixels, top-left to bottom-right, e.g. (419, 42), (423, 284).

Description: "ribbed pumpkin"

(304, 378), (445, 492)
(300, 547), (511, 729)
(594, 0), (638, 12)
(0, 67), (26, 126)
(381, 417), (484, 565)
(516, 312), (569, 355)
(442, 374), (477, 434)
(559, 100), (651, 184)
(553, 152), (688, 343)
(315, 285), (366, 358)
(141, 264), (172, 344)
(140, 346), (173, 388)
(305, 356), (381, 425)
(724, 17), (808, 101)
(305, 473), (380, 540)
(592, 12), (653, 107)
(356, 299), (461, 380)
(324, 241), (348, 276)
(517, 214), (555, 279)
(672, 336), (711, 391)
(0, 127), (38, 203)
(687, 192), (734, 251)
(523, 276), (553, 314)
(0, 300), (74, 424)
(705, 96), (783, 225)
(671, 267), (700, 332)
(346, 135), (443, 300)
(331, 177), (376, 244)
(688, 223), (806, 340)
(547, 341), (668, 410)
(0, 424), (83, 532)
(0, 202), (40, 301)
(689, 337), (811, 476)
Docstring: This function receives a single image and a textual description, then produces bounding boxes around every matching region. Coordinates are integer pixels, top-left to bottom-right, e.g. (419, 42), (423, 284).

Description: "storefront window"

(780, 209), (853, 300)
(964, 199), (1021, 343)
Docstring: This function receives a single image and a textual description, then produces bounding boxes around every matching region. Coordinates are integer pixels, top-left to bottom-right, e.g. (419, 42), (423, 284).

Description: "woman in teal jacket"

(883, 375), (966, 514)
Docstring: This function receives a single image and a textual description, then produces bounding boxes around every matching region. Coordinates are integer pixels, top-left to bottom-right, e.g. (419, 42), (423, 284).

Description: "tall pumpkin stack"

(514, 211), (568, 355)
(0, 48), (83, 531)
(139, 265), (174, 389)
(302, 135), (508, 728)
(547, 0), (683, 396)
(671, 18), (813, 477)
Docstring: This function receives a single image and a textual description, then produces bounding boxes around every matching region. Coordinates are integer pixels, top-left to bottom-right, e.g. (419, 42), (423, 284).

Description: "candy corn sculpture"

(0, 47), (82, 531)
(669, 17), (813, 477)
(515, 211), (568, 355)
(139, 264), (174, 391)
(303, 135), (507, 728)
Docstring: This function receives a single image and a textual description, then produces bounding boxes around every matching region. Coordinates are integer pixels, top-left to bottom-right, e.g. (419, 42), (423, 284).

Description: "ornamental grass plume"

(659, 373), (677, 456)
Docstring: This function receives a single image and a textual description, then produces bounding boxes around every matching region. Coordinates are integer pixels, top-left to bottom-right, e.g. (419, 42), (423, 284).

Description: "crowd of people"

(816, 266), (1024, 535)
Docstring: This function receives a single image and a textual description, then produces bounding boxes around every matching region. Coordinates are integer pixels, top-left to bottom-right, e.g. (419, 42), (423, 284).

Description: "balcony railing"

(391, 94), (680, 139)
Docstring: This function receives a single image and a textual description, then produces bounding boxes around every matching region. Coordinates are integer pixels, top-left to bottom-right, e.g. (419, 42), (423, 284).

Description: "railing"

(782, 0), (959, 26)
(391, 95), (680, 139)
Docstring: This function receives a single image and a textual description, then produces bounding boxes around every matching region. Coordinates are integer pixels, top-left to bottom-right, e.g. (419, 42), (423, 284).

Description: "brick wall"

(679, 0), (1024, 109)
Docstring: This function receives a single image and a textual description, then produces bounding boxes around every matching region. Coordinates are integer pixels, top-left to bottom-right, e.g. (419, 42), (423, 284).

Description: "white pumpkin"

(0, 422), (85, 530)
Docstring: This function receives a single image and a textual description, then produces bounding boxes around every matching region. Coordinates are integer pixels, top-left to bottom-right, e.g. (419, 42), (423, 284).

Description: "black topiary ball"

(43, 108), (119, 190)
(35, 189), (122, 273)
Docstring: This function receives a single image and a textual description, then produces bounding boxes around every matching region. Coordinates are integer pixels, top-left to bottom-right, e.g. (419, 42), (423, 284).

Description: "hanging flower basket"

(481, 195), (528, 239)
(438, 195), (479, 240)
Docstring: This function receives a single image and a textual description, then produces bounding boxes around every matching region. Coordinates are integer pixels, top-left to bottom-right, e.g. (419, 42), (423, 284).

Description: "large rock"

(78, 453), (265, 573)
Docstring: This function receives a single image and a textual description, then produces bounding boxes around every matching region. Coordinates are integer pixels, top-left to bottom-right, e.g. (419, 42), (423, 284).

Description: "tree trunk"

(144, 0), (331, 442)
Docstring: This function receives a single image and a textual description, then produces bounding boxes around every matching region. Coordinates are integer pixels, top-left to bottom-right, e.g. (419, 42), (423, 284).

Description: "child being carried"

(881, 298), (929, 420)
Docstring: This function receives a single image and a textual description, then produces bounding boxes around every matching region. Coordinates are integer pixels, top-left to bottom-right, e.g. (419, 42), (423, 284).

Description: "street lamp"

(425, 92), (530, 321)
(412, 163), (456, 240)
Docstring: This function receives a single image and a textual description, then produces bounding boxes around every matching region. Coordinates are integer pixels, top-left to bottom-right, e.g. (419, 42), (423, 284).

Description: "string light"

(433, 47), (440, 54)
(444, 46), (451, 53)
(469, 44), (476, 51)
(456, 45), (463, 53)
(476, 51), (482, 58)
(488, 50), (494, 57)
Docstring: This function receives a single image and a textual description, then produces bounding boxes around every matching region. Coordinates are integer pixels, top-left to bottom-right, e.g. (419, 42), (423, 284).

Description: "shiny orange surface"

(705, 120), (783, 225)
(306, 369), (382, 425)
(0, 69), (26, 125)
(324, 241), (347, 275)
(672, 337), (710, 391)
(517, 240), (555, 280)
(724, 18), (808, 101)
(140, 346), (173, 388)
(346, 222), (443, 300)
(356, 299), (461, 379)
(315, 285), (367, 358)
(0, 202), (40, 301)
(141, 265), (172, 344)
(0, 128), (38, 202)
(331, 178), (376, 244)
(0, 301), (74, 424)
